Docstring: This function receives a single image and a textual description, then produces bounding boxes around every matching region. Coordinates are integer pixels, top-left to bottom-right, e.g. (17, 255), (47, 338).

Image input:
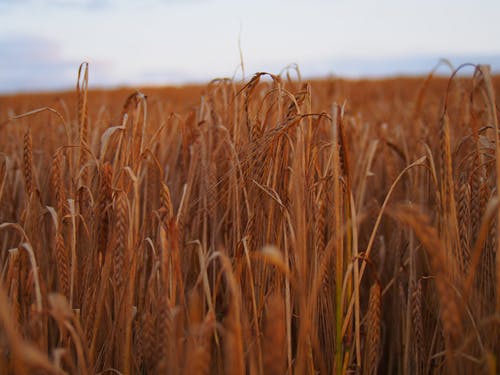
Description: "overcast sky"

(1, 0), (499, 93)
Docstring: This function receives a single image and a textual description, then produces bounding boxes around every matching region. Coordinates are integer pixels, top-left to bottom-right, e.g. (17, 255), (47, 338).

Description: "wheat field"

(0, 63), (499, 374)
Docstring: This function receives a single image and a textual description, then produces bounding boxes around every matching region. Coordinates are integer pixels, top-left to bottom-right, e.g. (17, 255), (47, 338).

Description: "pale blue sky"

(1, 0), (499, 92)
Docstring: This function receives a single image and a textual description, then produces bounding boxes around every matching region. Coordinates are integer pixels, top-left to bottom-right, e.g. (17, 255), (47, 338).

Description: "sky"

(0, 0), (499, 93)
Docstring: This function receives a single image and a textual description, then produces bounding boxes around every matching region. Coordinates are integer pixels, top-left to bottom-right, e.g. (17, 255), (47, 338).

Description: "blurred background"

(1, 0), (499, 93)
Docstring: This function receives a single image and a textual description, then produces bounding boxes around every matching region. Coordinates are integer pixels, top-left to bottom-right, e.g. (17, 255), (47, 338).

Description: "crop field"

(0, 64), (499, 374)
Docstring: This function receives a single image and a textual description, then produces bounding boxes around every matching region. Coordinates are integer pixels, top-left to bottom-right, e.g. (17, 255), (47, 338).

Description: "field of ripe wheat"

(0, 64), (499, 374)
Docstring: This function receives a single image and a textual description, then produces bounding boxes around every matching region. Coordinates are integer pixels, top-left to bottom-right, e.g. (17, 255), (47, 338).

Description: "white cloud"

(0, 35), (113, 93)
(0, 0), (499, 92)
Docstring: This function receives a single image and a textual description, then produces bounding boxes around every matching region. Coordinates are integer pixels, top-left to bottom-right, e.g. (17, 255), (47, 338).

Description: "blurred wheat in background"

(0, 62), (499, 374)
